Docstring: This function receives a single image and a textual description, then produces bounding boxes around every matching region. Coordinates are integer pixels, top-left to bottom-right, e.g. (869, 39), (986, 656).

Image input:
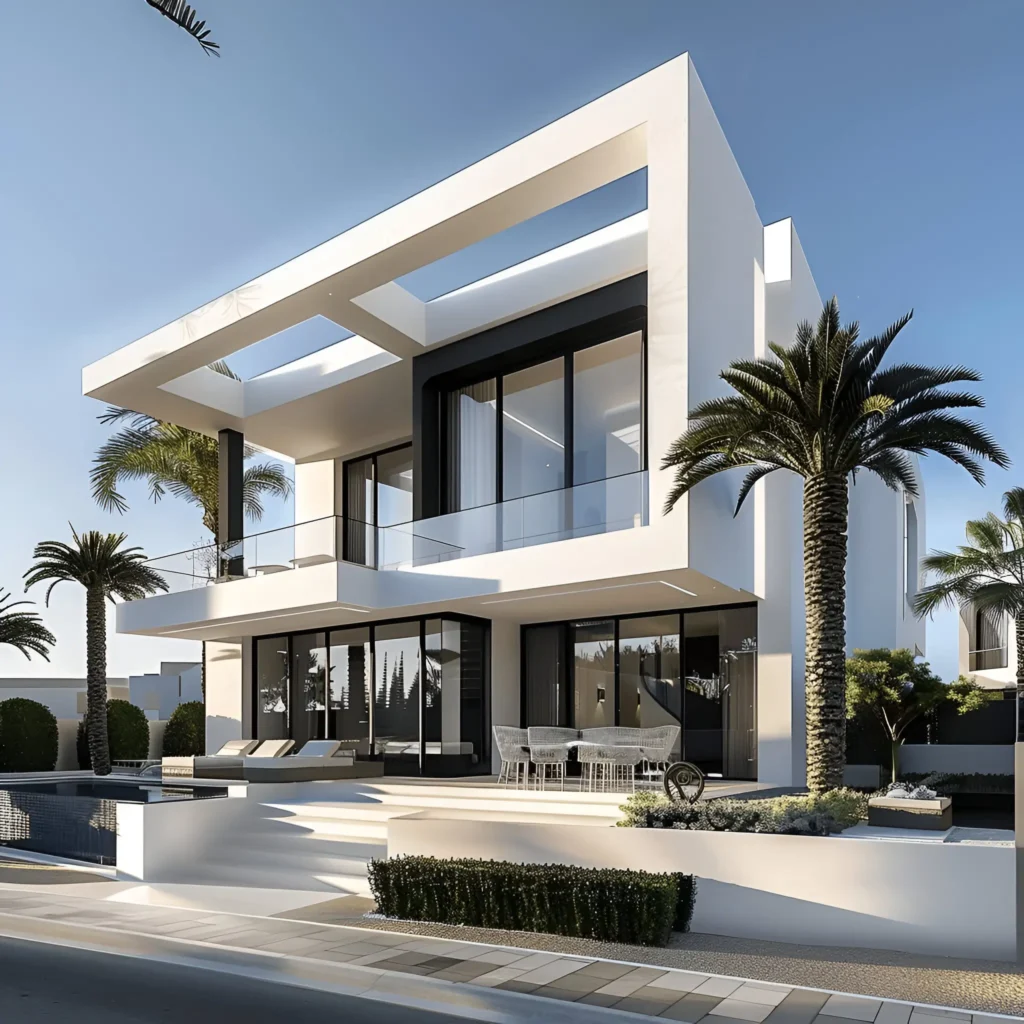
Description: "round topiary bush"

(0, 697), (59, 772)
(77, 698), (150, 769)
(162, 700), (205, 756)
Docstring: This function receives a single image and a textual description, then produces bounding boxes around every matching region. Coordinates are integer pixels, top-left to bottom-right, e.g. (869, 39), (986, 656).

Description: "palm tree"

(0, 590), (55, 661)
(914, 488), (1024, 714)
(90, 364), (292, 538)
(144, 1), (219, 55)
(662, 298), (1006, 792)
(24, 530), (167, 776)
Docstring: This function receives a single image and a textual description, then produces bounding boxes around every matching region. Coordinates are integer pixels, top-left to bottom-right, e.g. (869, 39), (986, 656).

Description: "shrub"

(901, 772), (1013, 796)
(77, 699), (150, 769)
(0, 698), (59, 772)
(633, 788), (868, 836)
(618, 790), (669, 827)
(368, 856), (695, 945)
(162, 701), (205, 756)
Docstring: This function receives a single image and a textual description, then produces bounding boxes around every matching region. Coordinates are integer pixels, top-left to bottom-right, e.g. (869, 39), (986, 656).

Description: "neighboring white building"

(82, 54), (923, 787)
(128, 661), (203, 720)
(959, 605), (1017, 690)
(0, 678), (130, 720)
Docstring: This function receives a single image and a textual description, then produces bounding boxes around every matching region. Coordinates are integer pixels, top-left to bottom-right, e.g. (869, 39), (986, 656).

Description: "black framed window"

(343, 443), (412, 565)
(253, 613), (490, 776)
(439, 332), (645, 516)
(521, 604), (757, 780)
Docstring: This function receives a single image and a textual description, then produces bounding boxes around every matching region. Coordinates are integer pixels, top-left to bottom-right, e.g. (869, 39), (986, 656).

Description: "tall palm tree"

(914, 488), (1024, 715)
(90, 364), (292, 538)
(144, 1), (219, 55)
(0, 590), (55, 661)
(24, 530), (167, 776)
(662, 298), (1006, 792)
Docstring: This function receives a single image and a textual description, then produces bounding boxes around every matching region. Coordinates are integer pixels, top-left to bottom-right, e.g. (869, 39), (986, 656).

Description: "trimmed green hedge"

(77, 699), (150, 768)
(162, 701), (205, 756)
(368, 856), (696, 946)
(0, 698), (59, 772)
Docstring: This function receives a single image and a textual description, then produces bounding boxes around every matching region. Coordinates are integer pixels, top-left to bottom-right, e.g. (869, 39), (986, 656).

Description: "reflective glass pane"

(719, 605), (757, 780)
(682, 610), (722, 775)
(523, 624), (567, 727)
(618, 615), (681, 753)
(329, 627), (371, 757)
(502, 358), (564, 501)
(291, 632), (327, 745)
(256, 636), (289, 740)
(424, 619), (488, 769)
(373, 621), (421, 766)
(446, 379), (497, 511)
(573, 333), (643, 485)
(376, 446), (413, 528)
(573, 621), (615, 730)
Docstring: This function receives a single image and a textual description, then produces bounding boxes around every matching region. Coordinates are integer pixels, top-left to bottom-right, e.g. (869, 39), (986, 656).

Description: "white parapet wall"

(387, 815), (1014, 961)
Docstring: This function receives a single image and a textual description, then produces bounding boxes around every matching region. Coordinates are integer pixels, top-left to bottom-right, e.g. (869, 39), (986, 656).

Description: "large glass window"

(344, 457), (374, 566)
(256, 636), (290, 740)
(377, 447), (414, 527)
(373, 621), (423, 768)
(573, 621), (615, 730)
(291, 631), (327, 746)
(446, 380), (497, 512)
(572, 332), (643, 486)
(618, 615), (681, 756)
(254, 616), (490, 776)
(343, 444), (414, 567)
(424, 618), (488, 772)
(329, 627), (371, 757)
(502, 358), (564, 501)
(521, 606), (757, 779)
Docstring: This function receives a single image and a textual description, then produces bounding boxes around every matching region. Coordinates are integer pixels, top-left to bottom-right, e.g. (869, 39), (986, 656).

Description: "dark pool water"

(0, 781), (228, 803)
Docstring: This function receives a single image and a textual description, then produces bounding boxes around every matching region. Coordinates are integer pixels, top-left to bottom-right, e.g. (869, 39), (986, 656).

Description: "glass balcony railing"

(969, 646), (1008, 672)
(137, 471), (649, 596)
(377, 470), (649, 570)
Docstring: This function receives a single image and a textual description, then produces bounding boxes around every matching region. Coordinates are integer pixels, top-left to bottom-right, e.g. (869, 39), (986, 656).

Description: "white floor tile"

(822, 992), (884, 1021)
(708, 997), (775, 1022)
(730, 983), (791, 1006)
(694, 976), (744, 998)
(648, 970), (710, 993)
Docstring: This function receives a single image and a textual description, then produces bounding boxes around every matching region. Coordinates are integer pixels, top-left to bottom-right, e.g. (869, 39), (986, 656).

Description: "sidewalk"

(0, 871), (1018, 1022)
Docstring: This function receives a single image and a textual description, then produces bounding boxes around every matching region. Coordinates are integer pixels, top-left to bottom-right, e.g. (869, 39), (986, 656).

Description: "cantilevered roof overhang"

(83, 53), (696, 463)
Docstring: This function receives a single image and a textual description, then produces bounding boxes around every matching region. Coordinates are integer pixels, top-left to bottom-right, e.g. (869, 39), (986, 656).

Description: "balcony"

(969, 646), (1008, 672)
(141, 471), (649, 597)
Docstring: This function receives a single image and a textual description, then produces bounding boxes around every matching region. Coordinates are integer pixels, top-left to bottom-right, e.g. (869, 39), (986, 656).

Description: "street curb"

(0, 911), (660, 1023)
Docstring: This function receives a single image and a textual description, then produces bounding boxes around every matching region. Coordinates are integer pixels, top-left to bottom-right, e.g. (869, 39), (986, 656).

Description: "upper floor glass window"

(441, 331), (644, 514)
(343, 443), (413, 565)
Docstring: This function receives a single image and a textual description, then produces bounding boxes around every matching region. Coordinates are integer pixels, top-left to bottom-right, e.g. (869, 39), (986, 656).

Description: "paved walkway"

(0, 883), (1015, 1024)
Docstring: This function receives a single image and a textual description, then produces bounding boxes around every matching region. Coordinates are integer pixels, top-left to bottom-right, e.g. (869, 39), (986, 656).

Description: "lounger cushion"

(215, 739), (258, 757)
(296, 739), (341, 758)
(249, 739), (294, 758)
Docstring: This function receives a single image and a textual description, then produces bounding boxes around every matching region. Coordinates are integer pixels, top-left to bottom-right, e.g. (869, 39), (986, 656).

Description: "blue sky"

(1, 0), (1021, 680)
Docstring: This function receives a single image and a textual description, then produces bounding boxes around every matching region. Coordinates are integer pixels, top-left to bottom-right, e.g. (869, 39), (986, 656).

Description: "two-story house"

(82, 54), (924, 788)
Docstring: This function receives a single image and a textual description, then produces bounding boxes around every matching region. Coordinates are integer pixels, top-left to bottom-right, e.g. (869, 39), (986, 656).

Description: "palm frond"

(0, 590), (54, 661)
(144, 0), (219, 56)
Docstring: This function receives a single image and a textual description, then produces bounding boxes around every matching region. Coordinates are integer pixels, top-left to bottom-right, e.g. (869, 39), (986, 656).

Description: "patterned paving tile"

(575, 960), (639, 981)
(578, 992), (622, 1008)
(649, 970), (711, 993)
(765, 989), (832, 1024)
(820, 992), (884, 1021)
(875, 1007), (912, 1024)
(467, 966), (526, 988)
(709, 996), (776, 1022)
(694, 976), (745, 998)
(660, 992), (732, 1022)
(911, 1013), (970, 1023)
(730, 984), (792, 1007)
(469, 949), (524, 966)
(515, 957), (589, 985)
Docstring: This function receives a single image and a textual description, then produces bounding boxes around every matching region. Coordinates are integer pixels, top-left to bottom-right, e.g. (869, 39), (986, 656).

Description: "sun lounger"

(243, 739), (382, 782)
(161, 738), (259, 780)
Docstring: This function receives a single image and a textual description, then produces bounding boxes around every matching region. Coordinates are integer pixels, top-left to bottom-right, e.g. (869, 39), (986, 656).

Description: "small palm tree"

(24, 530), (168, 776)
(662, 298), (1006, 792)
(0, 590), (55, 661)
(90, 364), (292, 538)
(915, 487), (1024, 709)
(144, 0), (219, 55)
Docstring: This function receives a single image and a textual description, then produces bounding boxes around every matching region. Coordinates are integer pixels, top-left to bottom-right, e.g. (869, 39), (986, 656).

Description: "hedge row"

(162, 701), (205, 756)
(368, 856), (696, 946)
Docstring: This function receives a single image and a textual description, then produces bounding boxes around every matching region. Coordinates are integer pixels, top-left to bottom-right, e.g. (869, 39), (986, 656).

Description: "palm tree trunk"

(86, 585), (112, 776)
(1016, 612), (1024, 743)
(803, 473), (849, 794)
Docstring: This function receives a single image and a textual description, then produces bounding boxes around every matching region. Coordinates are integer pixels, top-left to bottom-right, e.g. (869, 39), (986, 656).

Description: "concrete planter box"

(387, 812), (1013, 960)
(868, 795), (952, 831)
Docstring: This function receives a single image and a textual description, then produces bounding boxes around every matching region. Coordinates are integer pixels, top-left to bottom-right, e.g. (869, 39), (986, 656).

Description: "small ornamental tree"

(846, 648), (993, 781)
(77, 699), (151, 769)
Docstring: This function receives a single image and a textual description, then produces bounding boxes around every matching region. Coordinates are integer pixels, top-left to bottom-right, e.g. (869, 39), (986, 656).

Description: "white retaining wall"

(387, 815), (1014, 961)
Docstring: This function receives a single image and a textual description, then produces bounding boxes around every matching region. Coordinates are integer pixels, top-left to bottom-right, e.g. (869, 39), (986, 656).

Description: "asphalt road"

(0, 935), (480, 1023)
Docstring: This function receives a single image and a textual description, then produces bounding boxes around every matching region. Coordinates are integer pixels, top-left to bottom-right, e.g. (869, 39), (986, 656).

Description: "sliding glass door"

(343, 444), (413, 567)
(521, 604), (757, 779)
(254, 615), (490, 776)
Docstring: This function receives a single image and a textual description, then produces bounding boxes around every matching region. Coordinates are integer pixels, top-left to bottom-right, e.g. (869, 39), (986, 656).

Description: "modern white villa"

(82, 54), (925, 791)
(960, 603), (1018, 689)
